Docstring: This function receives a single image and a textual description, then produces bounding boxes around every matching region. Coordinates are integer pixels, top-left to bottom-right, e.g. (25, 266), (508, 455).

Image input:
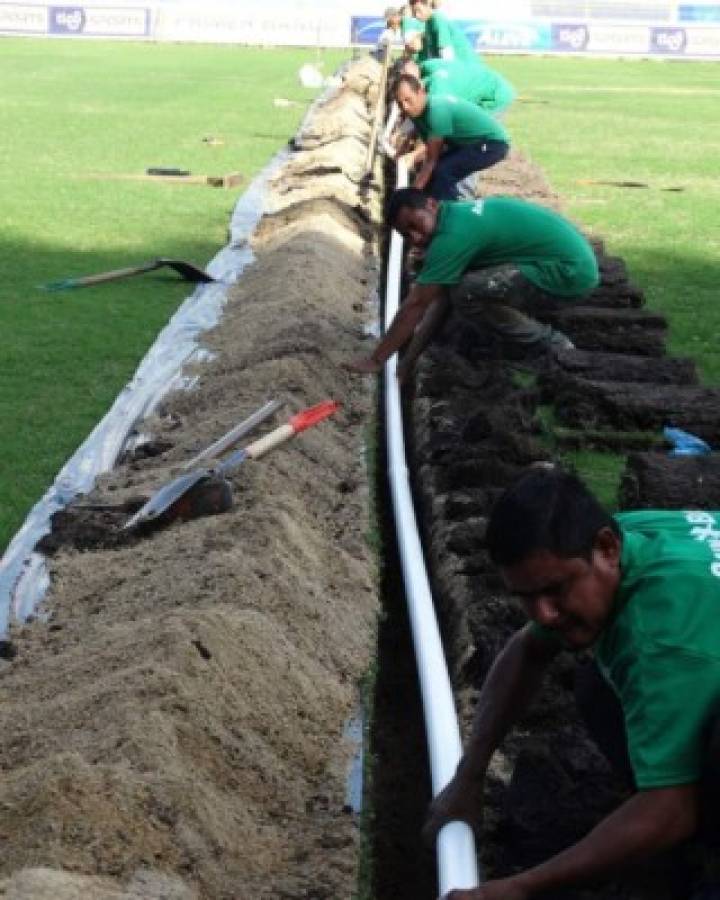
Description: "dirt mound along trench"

(405, 150), (717, 897)
(0, 58), (386, 900)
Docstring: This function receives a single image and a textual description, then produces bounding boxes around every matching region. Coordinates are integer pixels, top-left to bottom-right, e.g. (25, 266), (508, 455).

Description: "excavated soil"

(0, 58), (385, 900)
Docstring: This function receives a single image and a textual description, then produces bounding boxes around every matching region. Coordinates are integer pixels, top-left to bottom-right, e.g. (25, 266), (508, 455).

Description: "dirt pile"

(0, 57), (384, 900)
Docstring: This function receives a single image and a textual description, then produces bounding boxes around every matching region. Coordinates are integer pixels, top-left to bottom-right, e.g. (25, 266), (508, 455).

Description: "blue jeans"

(426, 139), (509, 200)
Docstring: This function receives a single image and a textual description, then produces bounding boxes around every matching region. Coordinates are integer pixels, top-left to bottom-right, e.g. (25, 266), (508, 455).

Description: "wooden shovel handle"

(245, 424), (294, 459)
(244, 400), (340, 460)
(72, 260), (161, 287)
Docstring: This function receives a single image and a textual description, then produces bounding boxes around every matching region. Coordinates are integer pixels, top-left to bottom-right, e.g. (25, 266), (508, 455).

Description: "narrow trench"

(365, 192), (439, 898)
(368, 397), (439, 900)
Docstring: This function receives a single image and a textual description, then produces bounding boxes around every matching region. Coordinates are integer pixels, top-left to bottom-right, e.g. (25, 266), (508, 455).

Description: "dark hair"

(386, 187), (431, 227)
(486, 468), (620, 567)
(394, 73), (423, 95)
(390, 59), (407, 80)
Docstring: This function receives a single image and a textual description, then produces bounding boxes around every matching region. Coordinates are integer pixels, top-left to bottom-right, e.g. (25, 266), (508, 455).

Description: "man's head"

(384, 6), (401, 29)
(400, 58), (421, 79)
(411, 0), (433, 21)
(387, 188), (440, 247)
(394, 73), (427, 118)
(486, 468), (622, 649)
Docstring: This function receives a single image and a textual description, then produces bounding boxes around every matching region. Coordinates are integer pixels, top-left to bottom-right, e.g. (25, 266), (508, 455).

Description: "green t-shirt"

(417, 198), (599, 297)
(421, 59), (516, 115)
(419, 12), (478, 64)
(412, 94), (508, 146)
(401, 15), (424, 37)
(594, 509), (720, 789)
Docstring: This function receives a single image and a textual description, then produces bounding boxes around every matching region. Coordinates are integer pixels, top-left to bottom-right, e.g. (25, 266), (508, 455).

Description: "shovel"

(123, 400), (340, 530)
(576, 178), (685, 193)
(182, 398), (284, 470)
(39, 257), (215, 292)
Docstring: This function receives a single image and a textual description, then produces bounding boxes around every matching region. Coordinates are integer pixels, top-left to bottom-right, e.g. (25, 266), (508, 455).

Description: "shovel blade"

(124, 470), (210, 529)
(156, 258), (215, 283)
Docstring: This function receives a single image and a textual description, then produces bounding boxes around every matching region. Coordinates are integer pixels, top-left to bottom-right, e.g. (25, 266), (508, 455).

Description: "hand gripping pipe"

(384, 161), (481, 895)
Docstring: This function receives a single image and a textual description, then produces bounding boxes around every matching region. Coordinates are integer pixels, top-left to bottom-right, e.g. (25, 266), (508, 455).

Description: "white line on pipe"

(384, 162), (480, 896)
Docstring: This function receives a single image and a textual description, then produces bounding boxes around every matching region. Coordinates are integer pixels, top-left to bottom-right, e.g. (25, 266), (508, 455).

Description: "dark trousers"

(575, 659), (720, 844)
(426, 139), (509, 201)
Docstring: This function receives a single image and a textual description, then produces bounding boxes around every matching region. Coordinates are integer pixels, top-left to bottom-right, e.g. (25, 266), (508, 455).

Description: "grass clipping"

(0, 56), (384, 900)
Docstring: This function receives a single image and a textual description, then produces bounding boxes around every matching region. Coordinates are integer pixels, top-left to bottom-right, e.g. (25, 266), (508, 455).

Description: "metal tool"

(182, 399), (283, 470)
(123, 400), (340, 530)
(40, 257), (215, 292)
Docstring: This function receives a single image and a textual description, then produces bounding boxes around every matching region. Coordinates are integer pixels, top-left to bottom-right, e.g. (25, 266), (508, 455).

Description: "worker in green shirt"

(427, 467), (720, 900)
(394, 73), (509, 200)
(346, 188), (597, 377)
(399, 4), (424, 41)
(382, 5), (423, 44)
(404, 57), (516, 117)
(410, 0), (478, 63)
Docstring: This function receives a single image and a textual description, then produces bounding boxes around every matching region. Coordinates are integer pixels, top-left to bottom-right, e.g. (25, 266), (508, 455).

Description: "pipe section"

(384, 162), (481, 895)
(365, 46), (392, 176)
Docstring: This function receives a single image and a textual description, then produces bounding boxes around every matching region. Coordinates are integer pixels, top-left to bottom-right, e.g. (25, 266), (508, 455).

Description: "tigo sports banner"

(48, 5), (150, 36)
(350, 13), (720, 58)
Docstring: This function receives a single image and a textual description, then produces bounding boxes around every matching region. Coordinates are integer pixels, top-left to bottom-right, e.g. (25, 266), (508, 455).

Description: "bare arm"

(345, 282), (444, 374)
(396, 291), (450, 384)
(412, 136), (444, 191)
(399, 138), (426, 168)
(443, 784), (699, 900)
(425, 624), (560, 838)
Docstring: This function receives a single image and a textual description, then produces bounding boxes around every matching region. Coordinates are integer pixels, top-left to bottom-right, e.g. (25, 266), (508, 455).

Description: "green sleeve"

(416, 231), (481, 285)
(423, 99), (453, 140)
(621, 648), (720, 788)
(433, 14), (453, 52)
(419, 59), (444, 77)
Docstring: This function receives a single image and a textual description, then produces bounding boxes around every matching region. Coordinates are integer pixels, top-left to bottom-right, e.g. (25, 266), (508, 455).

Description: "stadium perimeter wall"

(1, 1), (719, 59)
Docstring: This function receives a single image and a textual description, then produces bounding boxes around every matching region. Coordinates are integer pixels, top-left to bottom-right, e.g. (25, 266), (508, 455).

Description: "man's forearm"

(463, 625), (558, 777)
(369, 284), (442, 366)
(424, 625), (559, 842)
(513, 785), (699, 896)
(397, 294), (449, 382)
(413, 139), (442, 190)
(413, 158), (436, 190)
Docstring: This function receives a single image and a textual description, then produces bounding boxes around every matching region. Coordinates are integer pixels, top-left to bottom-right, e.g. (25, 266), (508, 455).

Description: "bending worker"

(431, 467), (720, 900)
(346, 188), (598, 378)
(403, 57), (516, 118)
(410, 0), (477, 63)
(382, 5), (423, 47)
(394, 74), (509, 199)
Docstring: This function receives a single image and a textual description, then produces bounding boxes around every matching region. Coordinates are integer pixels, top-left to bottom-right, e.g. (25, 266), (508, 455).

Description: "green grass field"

(498, 54), (720, 384)
(0, 40), (348, 551)
(1, 41), (718, 550)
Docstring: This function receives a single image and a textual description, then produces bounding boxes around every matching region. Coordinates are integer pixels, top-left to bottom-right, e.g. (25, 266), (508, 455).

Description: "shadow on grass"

(0, 232), (223, 553)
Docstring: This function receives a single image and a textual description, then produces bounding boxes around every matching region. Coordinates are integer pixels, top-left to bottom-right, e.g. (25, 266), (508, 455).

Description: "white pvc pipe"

(380, 100), (401, 158)
(384, 162), (480, 896)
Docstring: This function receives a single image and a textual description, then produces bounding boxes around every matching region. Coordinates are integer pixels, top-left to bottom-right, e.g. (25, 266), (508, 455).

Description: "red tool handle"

(289, 400), (341, 434)
(245, 400), (340, 460)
